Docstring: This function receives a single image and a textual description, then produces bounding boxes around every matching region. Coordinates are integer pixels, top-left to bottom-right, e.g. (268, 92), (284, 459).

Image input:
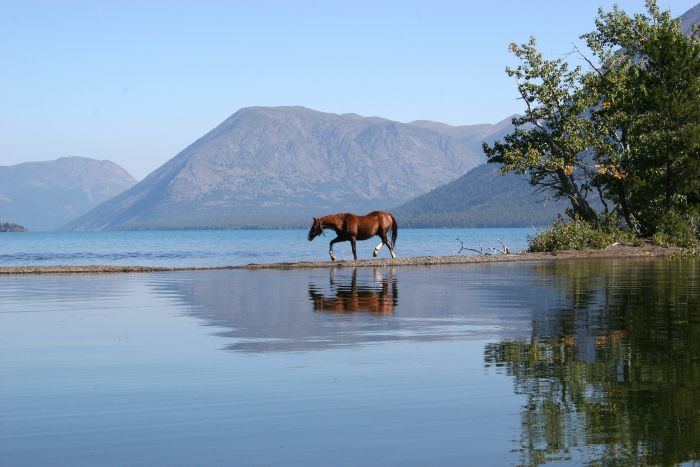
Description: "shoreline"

(0, 244), (683, 275)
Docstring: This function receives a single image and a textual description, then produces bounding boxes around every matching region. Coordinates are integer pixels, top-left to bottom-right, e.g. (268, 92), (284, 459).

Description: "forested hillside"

(395, 164), (566, 227)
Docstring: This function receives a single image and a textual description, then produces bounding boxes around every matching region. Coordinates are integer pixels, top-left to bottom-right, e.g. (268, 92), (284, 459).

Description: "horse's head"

(307, 217), (323, 241)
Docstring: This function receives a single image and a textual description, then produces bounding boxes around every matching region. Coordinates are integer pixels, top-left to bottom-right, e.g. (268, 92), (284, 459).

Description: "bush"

(651, 213), (698, 248)
(528, 217), (637, 252)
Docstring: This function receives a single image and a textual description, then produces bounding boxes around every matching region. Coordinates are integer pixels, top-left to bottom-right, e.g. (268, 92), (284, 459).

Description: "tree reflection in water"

(485, 259), (700, 466)
(308, 268), (397, 315)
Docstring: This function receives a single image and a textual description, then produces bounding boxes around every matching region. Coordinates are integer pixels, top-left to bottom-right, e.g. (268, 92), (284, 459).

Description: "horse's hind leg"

(379, 232), (396, 259)
(350, 238), (357, 260)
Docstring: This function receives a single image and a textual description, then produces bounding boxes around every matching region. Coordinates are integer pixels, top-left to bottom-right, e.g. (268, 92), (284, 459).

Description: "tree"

(0, 222), (26, 232)
(485, 0), (700, 241)
(483, 38), (598, 222)
(584, 1), (700, 236)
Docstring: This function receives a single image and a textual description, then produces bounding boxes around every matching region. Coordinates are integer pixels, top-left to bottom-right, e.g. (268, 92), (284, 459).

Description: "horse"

(307, 211), (398, 261)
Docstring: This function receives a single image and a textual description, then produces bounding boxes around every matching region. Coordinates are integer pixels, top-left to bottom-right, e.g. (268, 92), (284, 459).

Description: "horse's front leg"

(373, 239), (384, 257)
(329, 236), (342, 262)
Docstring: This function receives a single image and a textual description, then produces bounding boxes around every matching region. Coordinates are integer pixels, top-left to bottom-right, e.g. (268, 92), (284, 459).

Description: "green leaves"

(484, 35), (597, 219)
(588, 3), (700, 237)
(486, 0), (700, 243)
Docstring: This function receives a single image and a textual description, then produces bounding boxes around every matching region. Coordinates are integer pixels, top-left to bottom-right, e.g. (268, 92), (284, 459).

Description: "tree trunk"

(557, 169), (597, 222)
(616, 182), (636, 231)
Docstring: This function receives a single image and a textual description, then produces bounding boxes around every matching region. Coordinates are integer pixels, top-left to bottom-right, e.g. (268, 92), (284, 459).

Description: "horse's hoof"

(373, 251), (378, 257)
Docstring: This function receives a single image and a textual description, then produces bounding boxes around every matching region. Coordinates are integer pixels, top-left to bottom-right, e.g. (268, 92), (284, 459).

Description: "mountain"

(394, 163), (567, 228)
(0, 157), (136, 231)
(408, 114), (516, 147)
(680, 3), (700, 35)
(398, 116), (564, 228)
(65, 106), (492, 230)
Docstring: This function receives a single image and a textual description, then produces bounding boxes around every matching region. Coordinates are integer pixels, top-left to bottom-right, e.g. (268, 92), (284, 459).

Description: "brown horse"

(307, 211), (398, 261)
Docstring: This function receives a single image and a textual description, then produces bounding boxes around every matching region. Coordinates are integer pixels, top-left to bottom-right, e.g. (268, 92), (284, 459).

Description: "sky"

(2, 0), (698, 179)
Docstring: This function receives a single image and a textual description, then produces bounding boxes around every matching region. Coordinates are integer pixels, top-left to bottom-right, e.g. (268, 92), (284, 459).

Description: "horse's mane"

(321, 214), (343, 228)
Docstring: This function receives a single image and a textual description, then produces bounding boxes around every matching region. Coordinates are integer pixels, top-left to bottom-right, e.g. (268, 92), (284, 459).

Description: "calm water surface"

(0, 228), (532, 267)
(1, 259), (698, 465)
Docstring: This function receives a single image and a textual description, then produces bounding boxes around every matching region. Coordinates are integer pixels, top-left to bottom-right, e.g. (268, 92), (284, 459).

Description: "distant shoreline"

(0, 222), (27, 233)
(0, 244), (682, 275)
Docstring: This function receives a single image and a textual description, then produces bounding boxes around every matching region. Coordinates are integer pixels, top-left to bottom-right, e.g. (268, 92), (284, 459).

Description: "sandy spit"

(0, 244), (682, 275)
(0, 265), (234, 275)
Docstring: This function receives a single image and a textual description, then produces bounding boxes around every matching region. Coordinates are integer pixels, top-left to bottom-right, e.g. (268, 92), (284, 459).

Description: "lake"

(0, 228), (532, 267)
(1, 258), (698, 465)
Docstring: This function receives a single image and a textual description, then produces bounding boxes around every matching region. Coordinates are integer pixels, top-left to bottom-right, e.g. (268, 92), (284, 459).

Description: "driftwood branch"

(490, 240), (510, 255)
(455, 238), (510, 256)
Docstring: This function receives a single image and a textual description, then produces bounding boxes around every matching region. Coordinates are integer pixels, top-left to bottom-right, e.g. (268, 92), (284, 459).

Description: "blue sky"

(2, 0), (698, 179)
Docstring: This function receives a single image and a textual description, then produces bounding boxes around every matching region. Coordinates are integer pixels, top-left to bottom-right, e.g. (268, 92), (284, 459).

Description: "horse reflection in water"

(308, 268), (398, 315)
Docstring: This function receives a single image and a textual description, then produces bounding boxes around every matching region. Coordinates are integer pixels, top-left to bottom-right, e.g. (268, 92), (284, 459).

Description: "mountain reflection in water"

(157, 265), (537, 352)
(485, 259), (700, 466)
(149, 259), (700, 464)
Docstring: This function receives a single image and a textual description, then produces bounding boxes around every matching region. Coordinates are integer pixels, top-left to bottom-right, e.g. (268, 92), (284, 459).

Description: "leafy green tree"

(486, 0), (700, 242)
(483, 38), (598, 222)
(584, 1), (700, 237)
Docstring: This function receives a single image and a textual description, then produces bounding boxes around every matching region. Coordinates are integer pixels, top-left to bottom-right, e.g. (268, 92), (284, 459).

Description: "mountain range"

(65, 106), (507, 230)
(393, 117), (570, 227)
(14, 2), (700, 232)
(0, 157), (136, 231)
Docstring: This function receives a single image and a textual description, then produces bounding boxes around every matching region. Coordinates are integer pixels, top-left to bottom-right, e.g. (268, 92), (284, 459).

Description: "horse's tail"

(390, 214), (398, 247)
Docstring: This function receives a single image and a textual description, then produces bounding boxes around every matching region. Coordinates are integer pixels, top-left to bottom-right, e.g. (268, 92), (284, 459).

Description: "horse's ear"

(313, 217), (317, 222)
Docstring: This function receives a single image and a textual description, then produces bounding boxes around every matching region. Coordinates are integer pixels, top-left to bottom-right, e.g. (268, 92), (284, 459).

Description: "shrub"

(651, 213), (698, 248)
(528, 217), (637, 252)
